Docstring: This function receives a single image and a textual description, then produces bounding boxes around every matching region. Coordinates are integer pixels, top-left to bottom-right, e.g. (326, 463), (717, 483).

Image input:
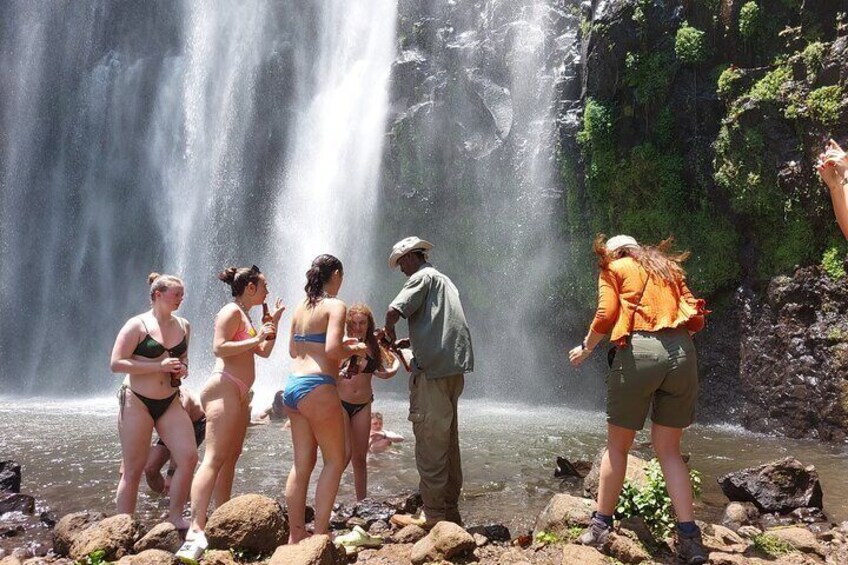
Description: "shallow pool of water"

(1, 394), (846, 548)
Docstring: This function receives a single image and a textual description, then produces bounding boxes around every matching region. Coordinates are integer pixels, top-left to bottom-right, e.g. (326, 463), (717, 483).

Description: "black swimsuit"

(119, 317), (187, 422)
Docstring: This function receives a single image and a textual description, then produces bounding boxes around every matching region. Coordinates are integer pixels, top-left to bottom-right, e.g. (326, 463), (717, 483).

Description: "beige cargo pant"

(408, 371), (465, 523)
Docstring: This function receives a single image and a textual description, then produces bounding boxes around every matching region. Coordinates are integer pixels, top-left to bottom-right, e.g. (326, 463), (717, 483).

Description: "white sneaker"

(175, 532), (207, 565)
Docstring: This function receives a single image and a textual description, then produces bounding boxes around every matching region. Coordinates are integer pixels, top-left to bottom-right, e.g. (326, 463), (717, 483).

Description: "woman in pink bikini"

(188, 265), (284, 537)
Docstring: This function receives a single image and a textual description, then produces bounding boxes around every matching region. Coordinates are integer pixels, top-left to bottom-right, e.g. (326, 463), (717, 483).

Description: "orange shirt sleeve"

(680, 279), (706, 333)
(590, 268), (620, 335)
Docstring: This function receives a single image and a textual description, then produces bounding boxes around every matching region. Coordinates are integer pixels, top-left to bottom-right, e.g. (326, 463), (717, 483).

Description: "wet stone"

(354, 498), (395, 527)
(466, 524), (511, 543)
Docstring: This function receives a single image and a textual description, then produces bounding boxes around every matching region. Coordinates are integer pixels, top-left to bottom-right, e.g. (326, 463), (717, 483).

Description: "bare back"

(289, 297), (347, 376)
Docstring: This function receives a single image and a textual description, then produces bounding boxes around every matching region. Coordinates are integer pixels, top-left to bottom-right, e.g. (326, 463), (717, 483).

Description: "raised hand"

(271, 298), (286, 322)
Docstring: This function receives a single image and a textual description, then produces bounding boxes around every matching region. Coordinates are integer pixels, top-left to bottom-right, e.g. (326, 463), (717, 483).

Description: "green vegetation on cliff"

(571, 0), (847, 296)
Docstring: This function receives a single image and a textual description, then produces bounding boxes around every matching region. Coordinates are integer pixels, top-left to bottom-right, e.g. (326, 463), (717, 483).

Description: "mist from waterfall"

(0, 1), (396, 397)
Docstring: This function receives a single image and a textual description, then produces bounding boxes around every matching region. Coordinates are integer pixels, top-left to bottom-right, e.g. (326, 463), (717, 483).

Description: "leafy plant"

(616, 459), (702, 538)
(748, 65), (791, 102)
(801, 41), (827, 74)
(624, 51), (675, 105)
(822, 244), (847, 280)
(534, 530), (561, 545)
(717, 66), (742, 98)
(739, 2), (763, 40)
(82, 550), (109, 565)
(752, 533), (794, 556)
(806, 85), (843, 126)
(675, 23), (708, 65)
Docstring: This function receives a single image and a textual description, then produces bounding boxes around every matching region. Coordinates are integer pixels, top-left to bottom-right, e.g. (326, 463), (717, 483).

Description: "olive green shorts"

(606, 328), (698, 431)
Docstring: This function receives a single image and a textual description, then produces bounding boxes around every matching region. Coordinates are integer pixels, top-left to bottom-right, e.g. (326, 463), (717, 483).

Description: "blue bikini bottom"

(283, 373), (336, 409)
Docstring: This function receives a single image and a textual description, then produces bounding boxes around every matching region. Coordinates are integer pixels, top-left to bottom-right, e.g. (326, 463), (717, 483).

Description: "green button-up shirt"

(389, 263), (474, 379)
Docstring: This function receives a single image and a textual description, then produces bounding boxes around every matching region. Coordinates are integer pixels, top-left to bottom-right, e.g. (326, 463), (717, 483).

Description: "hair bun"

(148, 272), (161, 285)
(218, 267), (238, 285)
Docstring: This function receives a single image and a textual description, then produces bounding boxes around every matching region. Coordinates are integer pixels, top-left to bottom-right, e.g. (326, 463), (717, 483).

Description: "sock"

(593, 512), (614, 527)
(677, 521), (698, 535)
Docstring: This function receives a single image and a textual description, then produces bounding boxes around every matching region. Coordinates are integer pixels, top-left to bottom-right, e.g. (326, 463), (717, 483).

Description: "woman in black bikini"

(110, 272), (198, 529)
(338, 303), (400, 500)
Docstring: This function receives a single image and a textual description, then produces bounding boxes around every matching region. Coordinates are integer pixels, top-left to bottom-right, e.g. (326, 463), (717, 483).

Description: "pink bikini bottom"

(213, 370), (250, 401)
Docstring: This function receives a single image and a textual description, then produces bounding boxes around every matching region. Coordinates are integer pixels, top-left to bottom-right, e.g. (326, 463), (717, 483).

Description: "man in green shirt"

(384, 237), (474, 527)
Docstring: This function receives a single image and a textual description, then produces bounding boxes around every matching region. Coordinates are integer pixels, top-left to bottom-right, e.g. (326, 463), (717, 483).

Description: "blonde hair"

(148, 272), (183, 301)
(372, 412), (383, 421)
(593, 234), (690, 283)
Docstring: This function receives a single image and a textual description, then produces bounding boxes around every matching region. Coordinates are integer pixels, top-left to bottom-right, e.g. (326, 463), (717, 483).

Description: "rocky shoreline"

(3, 455), (848, 564)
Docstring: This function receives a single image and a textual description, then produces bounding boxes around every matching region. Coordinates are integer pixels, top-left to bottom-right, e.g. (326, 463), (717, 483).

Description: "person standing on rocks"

(382, 237), (474, 528)
(110, 272), (197, 530)
(817, 139), (848, 239)
(568, 235), (708, 565)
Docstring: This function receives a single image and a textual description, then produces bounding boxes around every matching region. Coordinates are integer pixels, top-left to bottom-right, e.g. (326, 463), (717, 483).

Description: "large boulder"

(768, 526), (824, 556)
(115, 549), (177, 565)
(206, 494), (287, 555)
(132, 522), (181, 554)
(69, 514), (141, 562)
(268, 534), (345, 565)
(718, 457), (823, 513)
(0, 462), (21, 493)
(584, 449), (649, 499)
(410, 521), (475, 565)
(533, 494), (594, 539)
(561, 543), (609, 565)
(53, 511), (105, 556)
(604, 531), (651, 564)
(390, 524), (427, 544)
(0, 494), (34, 515)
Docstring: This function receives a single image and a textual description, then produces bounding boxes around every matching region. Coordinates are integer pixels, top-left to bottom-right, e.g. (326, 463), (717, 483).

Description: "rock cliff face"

(564, 0), (848, 438)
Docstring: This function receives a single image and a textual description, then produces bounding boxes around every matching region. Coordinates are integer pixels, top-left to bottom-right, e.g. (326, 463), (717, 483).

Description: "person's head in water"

(388, 237), (433, 277)
(148, 272), (184, 312)
(371, 411), (383, 431)
(218, 265), (269, 307)
(305, 254), (343, 306)
(593, 234), (690, 284)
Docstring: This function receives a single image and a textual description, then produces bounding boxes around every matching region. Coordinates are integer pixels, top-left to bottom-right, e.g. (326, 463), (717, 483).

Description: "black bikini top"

(133, 317), (188, 359)
(362, 354), (380, 374)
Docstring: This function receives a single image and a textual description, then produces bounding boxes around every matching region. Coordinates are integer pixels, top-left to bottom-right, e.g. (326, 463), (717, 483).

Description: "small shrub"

(822, 244), (847, 280)
(801, 41), (827, 73)
(806, 85), (843, 127)
(616, 459), (702, 538)
(717, 66), (742, 98)
(675, 23), (709, 65)
(739, 1), (763, 40)
(534, 530), (561, 545)
(577, 98), (614, 150)
(82, 550), (108, 565)
(752, 533), (794, 557)
(625, 51), (675, 105)
(748, 65), (792, 102)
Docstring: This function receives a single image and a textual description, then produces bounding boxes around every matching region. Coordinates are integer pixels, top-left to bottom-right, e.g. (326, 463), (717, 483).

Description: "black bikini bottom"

(118, 385), (179, 422)
(341, 395), (373, 419)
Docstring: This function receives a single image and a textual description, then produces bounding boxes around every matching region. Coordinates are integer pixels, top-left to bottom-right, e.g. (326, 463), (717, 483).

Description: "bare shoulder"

(217, 303), (241, 320)
(325, 297), (347, 314)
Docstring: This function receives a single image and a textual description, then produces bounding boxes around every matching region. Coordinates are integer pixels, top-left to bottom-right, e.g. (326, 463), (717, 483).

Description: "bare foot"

(288, 525), (312, 544)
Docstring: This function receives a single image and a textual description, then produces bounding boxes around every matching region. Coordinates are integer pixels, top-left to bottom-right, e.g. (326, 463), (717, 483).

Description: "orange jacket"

(590, 257), (706, 344)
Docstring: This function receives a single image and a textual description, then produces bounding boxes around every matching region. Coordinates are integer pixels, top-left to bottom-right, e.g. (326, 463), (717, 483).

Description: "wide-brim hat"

(606, 234), (639, 252)
(388, 236), (434, 269)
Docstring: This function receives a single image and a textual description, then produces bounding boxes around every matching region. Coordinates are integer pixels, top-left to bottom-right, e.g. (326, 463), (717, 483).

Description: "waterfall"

(0, 1), (397, 397)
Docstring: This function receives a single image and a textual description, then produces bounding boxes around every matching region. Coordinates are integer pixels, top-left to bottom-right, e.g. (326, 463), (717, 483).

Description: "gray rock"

(0, 462), (21, 494)
(466, 523), (511, 542)
(0, 494), (34, 515)
(533, 494), (594, 539)
(722, 501), (760, 531)
(718, 457), (823, 513)
(410, 521), (475, 565)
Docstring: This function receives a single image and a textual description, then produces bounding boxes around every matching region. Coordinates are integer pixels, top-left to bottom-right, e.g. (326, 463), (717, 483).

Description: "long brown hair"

(305, 254), (343, 307)
(347, 303), (388, 369)
(593, 234), (690, 283)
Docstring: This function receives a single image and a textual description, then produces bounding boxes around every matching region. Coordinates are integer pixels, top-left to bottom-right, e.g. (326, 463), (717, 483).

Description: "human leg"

(409, 372), (456, 523)
(156, 400), (199, 529)
(144, 444), (171, 494)
(285, 408), (318, 543)
(349, 403), (372, 501)
(117, 389), (156, 515)
(213, 400), (248, 506)
(298, 384), (346, 535)
(189, 378), (242, 533)
(443, 375), (464, 524)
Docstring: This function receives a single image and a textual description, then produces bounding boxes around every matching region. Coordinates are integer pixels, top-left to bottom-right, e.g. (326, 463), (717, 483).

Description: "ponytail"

(305, 254), (343, 306)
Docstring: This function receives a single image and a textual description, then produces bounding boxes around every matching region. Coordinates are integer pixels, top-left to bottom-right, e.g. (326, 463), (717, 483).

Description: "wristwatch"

(581, 337), (589, 351)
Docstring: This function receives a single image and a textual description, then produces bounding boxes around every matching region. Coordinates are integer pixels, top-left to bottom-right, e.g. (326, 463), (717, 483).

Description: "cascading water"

(0, 1), (396, 399)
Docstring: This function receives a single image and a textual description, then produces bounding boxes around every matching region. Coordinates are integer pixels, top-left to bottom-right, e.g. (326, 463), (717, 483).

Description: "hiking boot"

(675, 526), (707, 565)
(576, 514), (612, 547)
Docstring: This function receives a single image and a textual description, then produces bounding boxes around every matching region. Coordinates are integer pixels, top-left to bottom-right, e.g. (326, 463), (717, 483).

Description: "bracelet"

(581, 338), (589, 351)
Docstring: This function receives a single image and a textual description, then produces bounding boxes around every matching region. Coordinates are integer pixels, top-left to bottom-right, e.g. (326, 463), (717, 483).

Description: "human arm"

(680, 279), (706, 334)
(212, 304), (269, 358)
(256, 298), (285, 358)
(384, 273), (429, 342)
(818, 140), (848, 239)
(110, 318), (182, 375)
(569, 270), (618, 367)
